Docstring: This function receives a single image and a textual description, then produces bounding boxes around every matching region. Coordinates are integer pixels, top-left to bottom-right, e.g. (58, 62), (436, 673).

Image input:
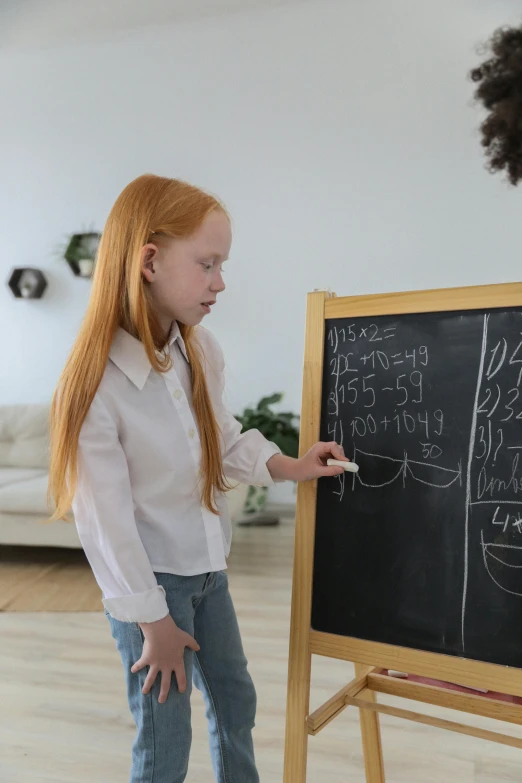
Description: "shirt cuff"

(252, 439), (284, 486)
(103, 585), (169, 623)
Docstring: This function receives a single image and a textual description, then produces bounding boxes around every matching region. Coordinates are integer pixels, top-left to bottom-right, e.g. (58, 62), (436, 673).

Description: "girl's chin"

(176, 312), (206, 327)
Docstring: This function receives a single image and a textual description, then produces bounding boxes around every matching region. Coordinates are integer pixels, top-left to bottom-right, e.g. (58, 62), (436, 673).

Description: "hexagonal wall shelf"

(7, 267), (48, 299)
(64, 232), (101, 278)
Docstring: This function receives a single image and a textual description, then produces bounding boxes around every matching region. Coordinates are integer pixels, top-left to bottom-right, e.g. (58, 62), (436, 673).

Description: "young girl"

(47, 173), (346, 783)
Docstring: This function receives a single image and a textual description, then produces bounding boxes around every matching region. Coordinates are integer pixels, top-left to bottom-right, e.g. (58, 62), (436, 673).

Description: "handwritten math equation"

(469, 316), (522, 539)
(326, 321), (444, 458)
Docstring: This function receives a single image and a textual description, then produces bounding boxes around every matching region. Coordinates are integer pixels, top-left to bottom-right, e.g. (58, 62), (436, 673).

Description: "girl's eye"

(200, 260), (225, 272)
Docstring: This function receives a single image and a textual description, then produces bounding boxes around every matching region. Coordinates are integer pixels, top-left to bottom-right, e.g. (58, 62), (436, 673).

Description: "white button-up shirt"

(71, 323), (281, 623)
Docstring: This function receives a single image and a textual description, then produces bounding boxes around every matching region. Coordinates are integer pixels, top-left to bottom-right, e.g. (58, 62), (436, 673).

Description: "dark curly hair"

(471, 24), (522, 185)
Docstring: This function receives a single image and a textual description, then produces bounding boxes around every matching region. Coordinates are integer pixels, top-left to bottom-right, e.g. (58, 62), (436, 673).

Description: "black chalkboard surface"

(312, 307), (522, 669)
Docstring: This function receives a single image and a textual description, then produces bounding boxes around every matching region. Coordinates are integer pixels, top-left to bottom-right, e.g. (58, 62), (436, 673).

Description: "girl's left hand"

(293, 441), (348, 482)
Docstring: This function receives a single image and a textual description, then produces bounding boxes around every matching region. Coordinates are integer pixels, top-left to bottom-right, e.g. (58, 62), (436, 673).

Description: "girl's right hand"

(131, 614), (200, 703)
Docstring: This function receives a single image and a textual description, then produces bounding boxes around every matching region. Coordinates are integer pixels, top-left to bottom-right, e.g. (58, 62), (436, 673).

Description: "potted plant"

(55, 228), (101, 279)
(235, 393), (300, 525)
(64, 232), (101, 278)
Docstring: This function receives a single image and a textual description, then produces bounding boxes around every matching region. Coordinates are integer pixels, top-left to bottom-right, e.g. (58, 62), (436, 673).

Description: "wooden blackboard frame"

(283, 283), (522, 783)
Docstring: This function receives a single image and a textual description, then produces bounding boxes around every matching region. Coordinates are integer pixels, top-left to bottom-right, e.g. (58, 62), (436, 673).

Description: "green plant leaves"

(235, 392), (300, 458)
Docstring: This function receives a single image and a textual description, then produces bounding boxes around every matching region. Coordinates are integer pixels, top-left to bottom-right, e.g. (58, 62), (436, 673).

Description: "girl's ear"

(140, 243), (160, 283)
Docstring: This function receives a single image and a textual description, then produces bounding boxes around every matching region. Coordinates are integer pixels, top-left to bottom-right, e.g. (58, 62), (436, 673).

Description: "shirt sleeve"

(71, 392), (169, 623)
(204, 332), (283, 487)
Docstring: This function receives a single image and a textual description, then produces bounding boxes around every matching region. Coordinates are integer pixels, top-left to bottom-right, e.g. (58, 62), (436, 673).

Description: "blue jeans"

(105, 570), (259, 783)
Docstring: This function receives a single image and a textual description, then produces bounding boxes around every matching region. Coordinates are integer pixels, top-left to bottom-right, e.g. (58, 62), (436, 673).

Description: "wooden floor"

(1, 512), (522, 782)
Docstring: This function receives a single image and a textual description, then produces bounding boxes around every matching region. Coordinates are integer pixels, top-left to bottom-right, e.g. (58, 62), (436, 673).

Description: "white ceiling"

(1, 0), (313, 48)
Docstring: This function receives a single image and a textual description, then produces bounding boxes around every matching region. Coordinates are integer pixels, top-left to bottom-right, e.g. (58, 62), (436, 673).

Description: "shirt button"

(173, 389), (182, 400)
(188, 428), (196, 439)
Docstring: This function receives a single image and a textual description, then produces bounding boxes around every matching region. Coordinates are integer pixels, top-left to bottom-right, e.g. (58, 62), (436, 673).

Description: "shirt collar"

(166, 320), (189, 363)
(109, 322), (189, 391)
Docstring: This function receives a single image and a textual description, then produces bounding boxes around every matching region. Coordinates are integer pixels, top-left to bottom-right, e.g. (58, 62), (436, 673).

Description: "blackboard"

(312, 307), (522, 669)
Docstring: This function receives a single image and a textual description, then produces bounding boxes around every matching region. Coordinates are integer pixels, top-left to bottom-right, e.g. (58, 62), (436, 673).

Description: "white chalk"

(327, 459), (359, 473)
(388, 670), (408, 678)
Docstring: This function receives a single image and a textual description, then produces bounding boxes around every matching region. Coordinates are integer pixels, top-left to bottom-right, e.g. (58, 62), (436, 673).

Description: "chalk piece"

(327, 459), (359, 473)
(388, 670), (408, 678)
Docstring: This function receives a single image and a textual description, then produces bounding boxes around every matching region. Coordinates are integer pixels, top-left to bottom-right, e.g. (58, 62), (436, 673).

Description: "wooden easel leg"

(284, 291), (331, 783)
(283, 645), (312, 783)
(354, 663), (386, 783)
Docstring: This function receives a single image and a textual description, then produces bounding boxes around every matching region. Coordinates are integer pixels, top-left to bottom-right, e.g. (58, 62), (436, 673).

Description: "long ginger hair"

(47, 173), (231, 522)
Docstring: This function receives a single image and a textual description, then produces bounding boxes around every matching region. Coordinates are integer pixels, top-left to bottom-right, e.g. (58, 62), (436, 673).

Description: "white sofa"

(0, 404), (248, 548)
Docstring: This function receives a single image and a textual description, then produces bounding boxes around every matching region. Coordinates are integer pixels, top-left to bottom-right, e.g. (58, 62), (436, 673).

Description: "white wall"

(1, 0), (521, 502)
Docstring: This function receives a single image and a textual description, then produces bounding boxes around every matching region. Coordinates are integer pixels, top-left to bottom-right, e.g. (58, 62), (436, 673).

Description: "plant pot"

(236, 485), (279, 527)
(78, 258), (94, 278)
(244, 485), (269, 514)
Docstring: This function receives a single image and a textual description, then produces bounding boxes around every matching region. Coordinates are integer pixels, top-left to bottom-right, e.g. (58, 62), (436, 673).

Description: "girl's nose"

(212, 271), (226, 293)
